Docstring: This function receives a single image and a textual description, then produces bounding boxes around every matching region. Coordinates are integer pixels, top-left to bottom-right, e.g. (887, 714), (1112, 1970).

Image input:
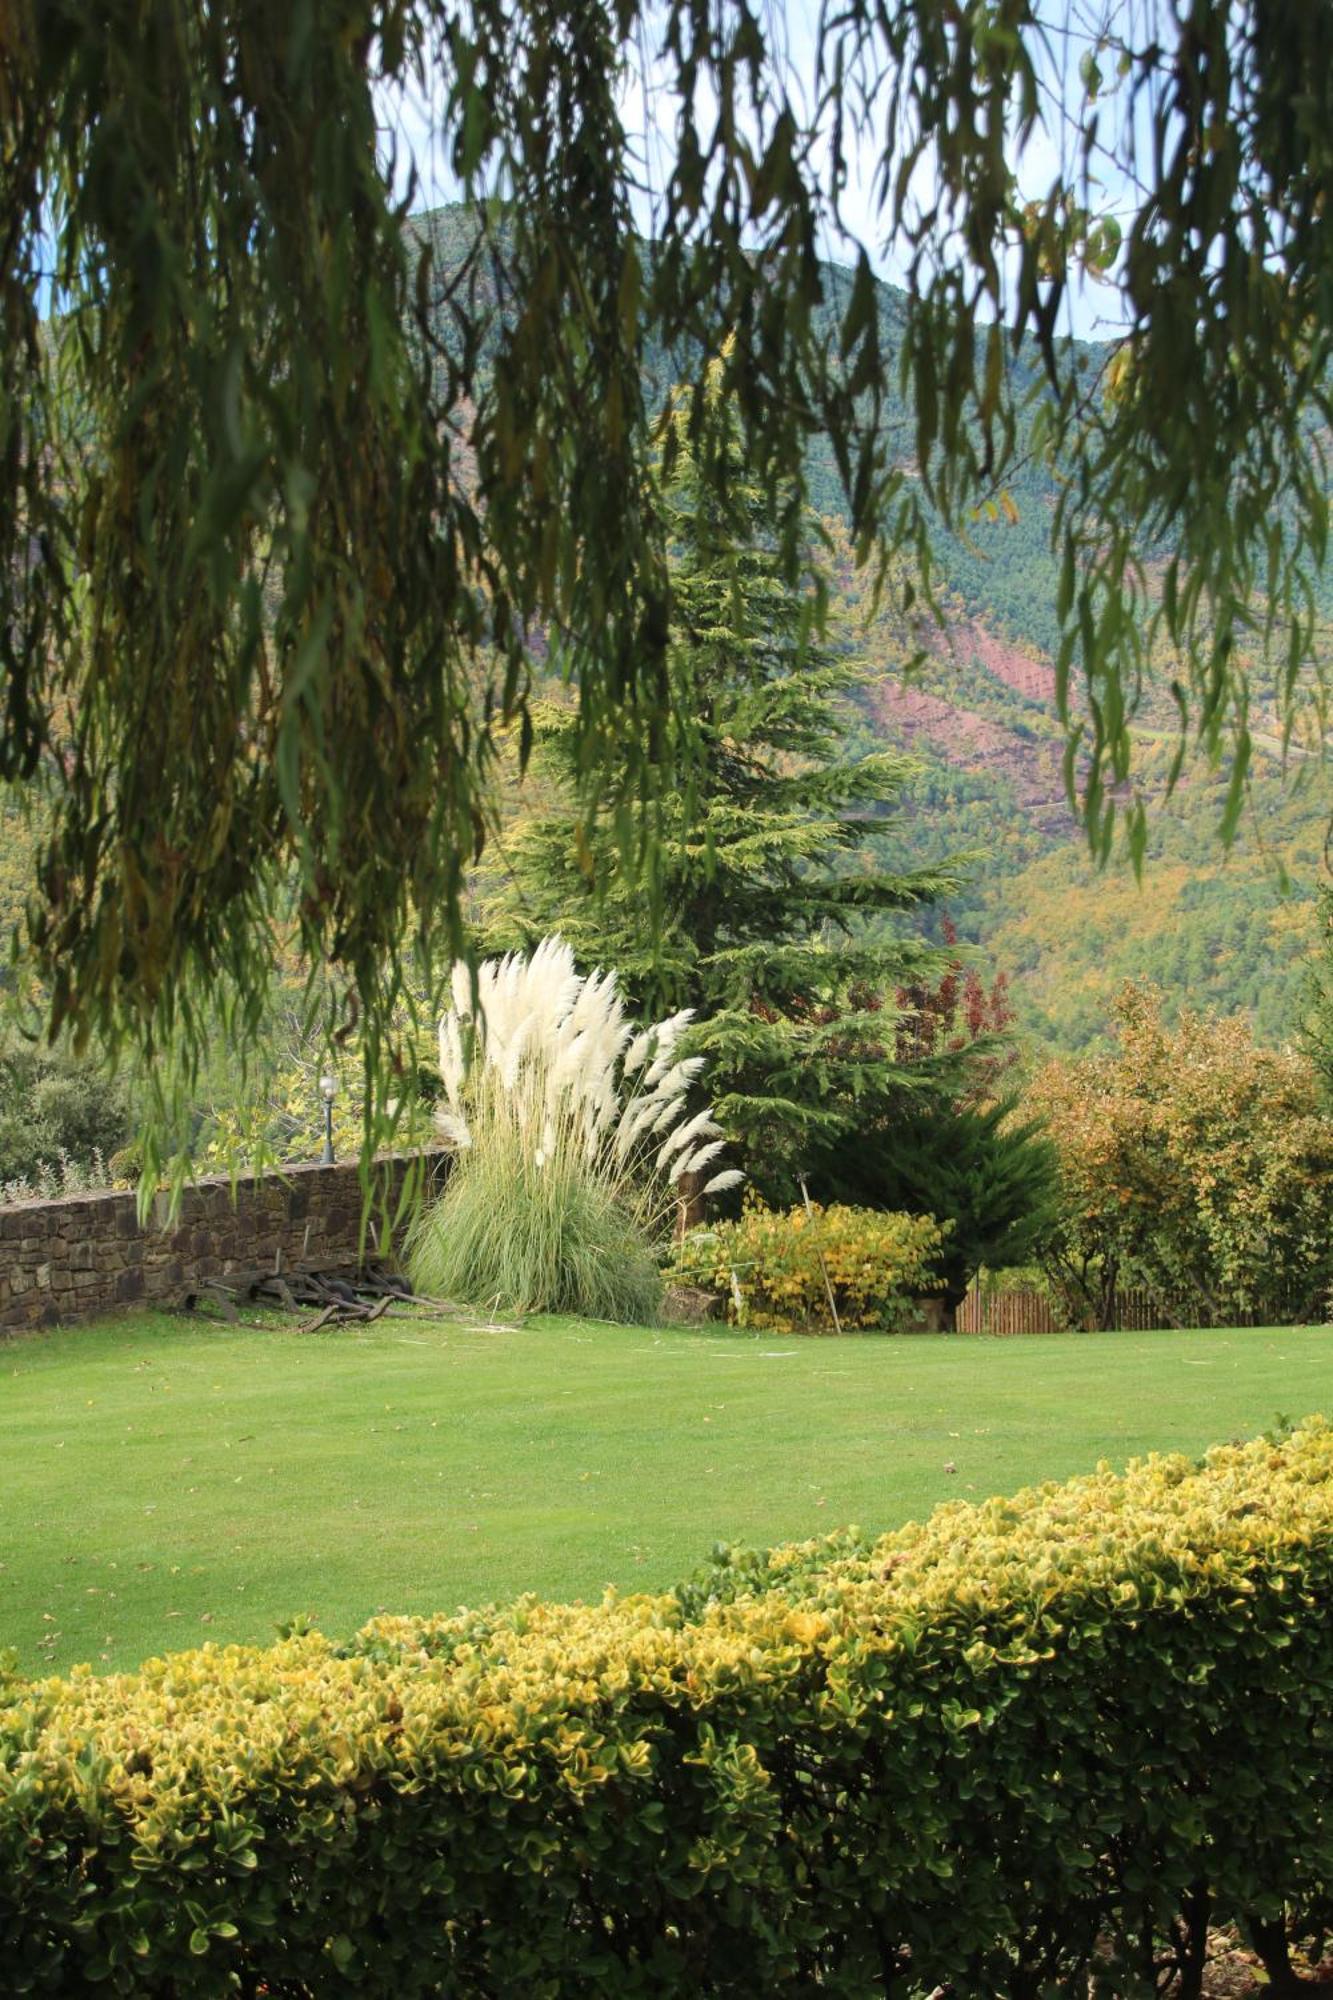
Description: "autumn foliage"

(671, 1199), (946, 1332)
(1027, 986), (1333, 1328)
(893, 917), (1015, 1074)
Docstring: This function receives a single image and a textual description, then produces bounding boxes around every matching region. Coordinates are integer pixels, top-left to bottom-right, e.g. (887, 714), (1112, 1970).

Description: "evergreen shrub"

(10, 1426), (1333, 1991)
(812, 1099), (1061, 1328)
(672, 1199), (947, 1331)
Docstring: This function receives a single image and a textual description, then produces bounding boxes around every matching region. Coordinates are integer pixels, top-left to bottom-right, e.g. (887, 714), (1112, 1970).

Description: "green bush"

(812, 1098), (1061, 1327)
(0, 1038), (129, 1188)
(106, 1140), (145, 1188)
(672, 1199), (947, 1330)
(6, 1422), (1333, 1995)
(1028, 987), (1333, 1327)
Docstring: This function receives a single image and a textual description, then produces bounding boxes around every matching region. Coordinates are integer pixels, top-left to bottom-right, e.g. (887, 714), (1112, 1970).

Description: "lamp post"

(319, 1074), (336, 1165)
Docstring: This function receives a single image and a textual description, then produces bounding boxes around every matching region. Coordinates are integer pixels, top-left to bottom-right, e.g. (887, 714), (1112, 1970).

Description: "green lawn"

(3, 1308), (1330, 1678)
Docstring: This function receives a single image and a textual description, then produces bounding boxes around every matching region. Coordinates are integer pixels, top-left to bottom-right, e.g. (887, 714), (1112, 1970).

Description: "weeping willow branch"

(0, 0), (1328, 1136)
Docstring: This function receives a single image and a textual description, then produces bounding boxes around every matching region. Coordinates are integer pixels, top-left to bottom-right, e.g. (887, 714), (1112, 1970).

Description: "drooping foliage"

(2, 0), (1330, 1104)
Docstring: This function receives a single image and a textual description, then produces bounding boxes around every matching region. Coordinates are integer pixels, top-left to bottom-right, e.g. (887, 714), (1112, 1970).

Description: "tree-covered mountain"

(876, 710), (1322, 1054)
(827, 512), (1323, 1053)
(413, 202), (1326, 1055)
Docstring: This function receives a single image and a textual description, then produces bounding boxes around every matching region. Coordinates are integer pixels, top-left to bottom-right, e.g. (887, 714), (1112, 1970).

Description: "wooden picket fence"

(955, 1286), (1316, 1334)
(955, 1287), (1064, 1335)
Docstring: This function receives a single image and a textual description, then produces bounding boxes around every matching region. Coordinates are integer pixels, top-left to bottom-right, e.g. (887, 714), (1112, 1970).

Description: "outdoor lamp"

(319, 1074), (336, 1165)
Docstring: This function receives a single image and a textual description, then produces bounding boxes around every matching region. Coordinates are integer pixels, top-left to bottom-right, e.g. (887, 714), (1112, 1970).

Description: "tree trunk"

(1247, 1915), (1310, 1994)
(675, 1169), (707, 1239)
(1170, 1885), (1211, 2000)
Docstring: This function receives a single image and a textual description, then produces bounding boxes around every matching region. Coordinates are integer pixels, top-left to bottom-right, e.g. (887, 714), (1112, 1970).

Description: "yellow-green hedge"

(672, 1199), (948, 1330)
(6, 1423), (1333, 1994)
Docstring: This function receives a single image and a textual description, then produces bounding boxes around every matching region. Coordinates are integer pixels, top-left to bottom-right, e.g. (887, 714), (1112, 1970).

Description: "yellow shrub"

(671, 1199), (947, 1330)
(6, 1424), (1333, 1993)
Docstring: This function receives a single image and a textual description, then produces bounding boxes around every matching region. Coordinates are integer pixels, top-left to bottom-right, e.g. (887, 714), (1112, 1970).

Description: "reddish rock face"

(957, 621), (1056, 707)
(864, 673), (1078, 838)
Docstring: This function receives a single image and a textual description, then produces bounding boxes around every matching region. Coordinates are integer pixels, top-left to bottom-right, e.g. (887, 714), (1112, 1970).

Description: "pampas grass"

(407, 938), (741, 1321)
(407, 1136), (665, 1323)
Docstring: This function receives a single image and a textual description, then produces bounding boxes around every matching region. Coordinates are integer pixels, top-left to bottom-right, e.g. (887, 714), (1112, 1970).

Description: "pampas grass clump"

(408, 1136), (665, 1323)
(407, 937), (741, 1321)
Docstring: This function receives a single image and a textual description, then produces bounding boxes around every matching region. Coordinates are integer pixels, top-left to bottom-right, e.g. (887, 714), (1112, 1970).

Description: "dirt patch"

(961, 620), (1058, 706)
(865, 679), (1078, 836)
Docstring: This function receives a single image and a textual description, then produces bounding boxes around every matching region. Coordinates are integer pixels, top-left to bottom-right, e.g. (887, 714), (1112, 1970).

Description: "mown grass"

(3, 1308), (1330, 1677)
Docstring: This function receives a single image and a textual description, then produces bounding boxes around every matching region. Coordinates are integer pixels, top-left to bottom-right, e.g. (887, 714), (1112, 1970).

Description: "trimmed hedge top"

(5, 1422), (1333, 1993)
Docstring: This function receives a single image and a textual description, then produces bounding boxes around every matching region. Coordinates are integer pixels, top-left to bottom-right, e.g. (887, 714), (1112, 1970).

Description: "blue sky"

(376, 0), (1140, 341)
(31, 2), (1139, 343)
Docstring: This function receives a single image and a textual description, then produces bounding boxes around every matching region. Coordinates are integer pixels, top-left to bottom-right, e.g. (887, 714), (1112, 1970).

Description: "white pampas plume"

(547, 1029), (590, 1102)
(438, 1015), (466, 1108)
(644, 1058), (705, 1129)
(656, 1105), (722, 1170)
(702, 1169), (745, 1194)
(613, 1093), (669, 1160)
(498, 1014), (531, 1091)
(648, 1093), (690, 1137)
(450, 957), (477, 1023)
(568, 963), (614, 1033)
(643, 1011), (695, 1086)
(622, 1027), (655, 1076)
(434, 937), (740, 1223)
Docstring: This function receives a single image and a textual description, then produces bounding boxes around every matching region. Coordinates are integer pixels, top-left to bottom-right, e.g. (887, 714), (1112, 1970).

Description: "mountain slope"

(407, 203), (1327, 1053)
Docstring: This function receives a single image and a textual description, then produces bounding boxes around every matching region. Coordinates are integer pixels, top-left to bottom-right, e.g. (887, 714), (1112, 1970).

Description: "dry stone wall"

(0, 1153), (447, 1332)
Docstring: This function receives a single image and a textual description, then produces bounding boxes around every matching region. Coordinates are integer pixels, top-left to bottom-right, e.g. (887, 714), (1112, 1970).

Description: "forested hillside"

(832, 557), (1323, 1051)
(4, 202), (1272, 1069)
(407, 205), (1327, 1056)
(879, 723), (1321, 1052)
